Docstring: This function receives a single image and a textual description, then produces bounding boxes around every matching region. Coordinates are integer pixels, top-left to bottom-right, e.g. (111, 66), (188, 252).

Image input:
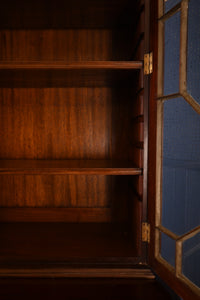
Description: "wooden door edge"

(147, 1), (200, 299)
(150, 259), (200, 300)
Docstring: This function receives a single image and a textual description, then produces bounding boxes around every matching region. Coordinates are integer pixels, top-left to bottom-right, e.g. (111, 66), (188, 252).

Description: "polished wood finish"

(0, 88), (134, 159)
(0, 0), (184, 298)
(0, 61), (141, 87)
(0, 61), (142, 69)
(148, 0), (159, 267)
(0, 208), (112, 223)
(0, 160), (142, 175)
(0, 175), (131, 227)
(0, 175), (112, 208)
(0, 0), (147, 285)
(128, 0), (146, 263)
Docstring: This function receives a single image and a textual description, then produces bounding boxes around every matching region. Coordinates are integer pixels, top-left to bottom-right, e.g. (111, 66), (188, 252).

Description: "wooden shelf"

(0, 61), (141, 87)
(0, 160), (142, 175)
(0, 61), (143, 70)
(0, 223), (138, 264)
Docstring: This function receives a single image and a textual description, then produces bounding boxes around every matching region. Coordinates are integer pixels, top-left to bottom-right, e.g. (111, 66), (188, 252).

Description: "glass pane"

(187, 0), (200, 106)
(162, 97), (200, 235)
(164, 0), (181, 13)
(182, 232), (200, 288)
(161, 232), (176, 267)
(164, 12), (180, 95)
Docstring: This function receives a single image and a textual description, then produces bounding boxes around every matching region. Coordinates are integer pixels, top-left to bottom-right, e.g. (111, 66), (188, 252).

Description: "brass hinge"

(144, 52), (153, 75)
(142, 222), (150, 243)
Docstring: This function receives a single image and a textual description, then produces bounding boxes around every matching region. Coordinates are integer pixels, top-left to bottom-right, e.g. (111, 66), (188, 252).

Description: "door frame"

(148, 1), (200, 299)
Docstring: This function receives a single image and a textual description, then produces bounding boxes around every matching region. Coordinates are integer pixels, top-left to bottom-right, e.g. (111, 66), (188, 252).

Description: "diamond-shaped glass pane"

(163, 12), (180, 95)
(182, 232), (200, 288)
(162, 97), (200, 235)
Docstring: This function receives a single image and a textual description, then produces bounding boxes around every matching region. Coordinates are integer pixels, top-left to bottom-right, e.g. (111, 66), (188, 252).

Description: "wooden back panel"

(0, 1), (143, 235)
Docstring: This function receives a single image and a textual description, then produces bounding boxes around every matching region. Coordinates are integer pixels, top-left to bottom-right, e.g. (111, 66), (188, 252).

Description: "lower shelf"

(0, 223), (138, 265)
(0, 160), (142, 175)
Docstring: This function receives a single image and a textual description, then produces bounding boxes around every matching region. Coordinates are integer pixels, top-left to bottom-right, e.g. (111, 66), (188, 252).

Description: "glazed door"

(150, 1), (200, 299)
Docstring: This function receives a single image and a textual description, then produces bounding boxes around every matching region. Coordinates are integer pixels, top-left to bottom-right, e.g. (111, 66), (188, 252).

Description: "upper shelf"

(0, 61), (143, 70)
(0, 61), (142, 88)
(0, 160), (142, 175)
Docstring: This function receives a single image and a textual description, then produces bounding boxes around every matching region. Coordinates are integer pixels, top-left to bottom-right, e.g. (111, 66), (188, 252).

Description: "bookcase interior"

(0, 0), (145, 269)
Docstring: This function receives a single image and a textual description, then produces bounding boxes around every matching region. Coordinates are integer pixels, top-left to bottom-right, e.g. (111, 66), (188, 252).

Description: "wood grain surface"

(0, 61), (142, 70)
(0, 160), (142, 175)
(0, 0), (146, 276)
(0, 175), (112, 208)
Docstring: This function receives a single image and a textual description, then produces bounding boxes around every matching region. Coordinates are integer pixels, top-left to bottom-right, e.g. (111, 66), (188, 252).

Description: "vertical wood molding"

(175, 240), (183, 277)
(157, 1), (164, 98)
(155, 100), (163, 229)
(179, 0), (189, 94)
(155, 0), (164, 259)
